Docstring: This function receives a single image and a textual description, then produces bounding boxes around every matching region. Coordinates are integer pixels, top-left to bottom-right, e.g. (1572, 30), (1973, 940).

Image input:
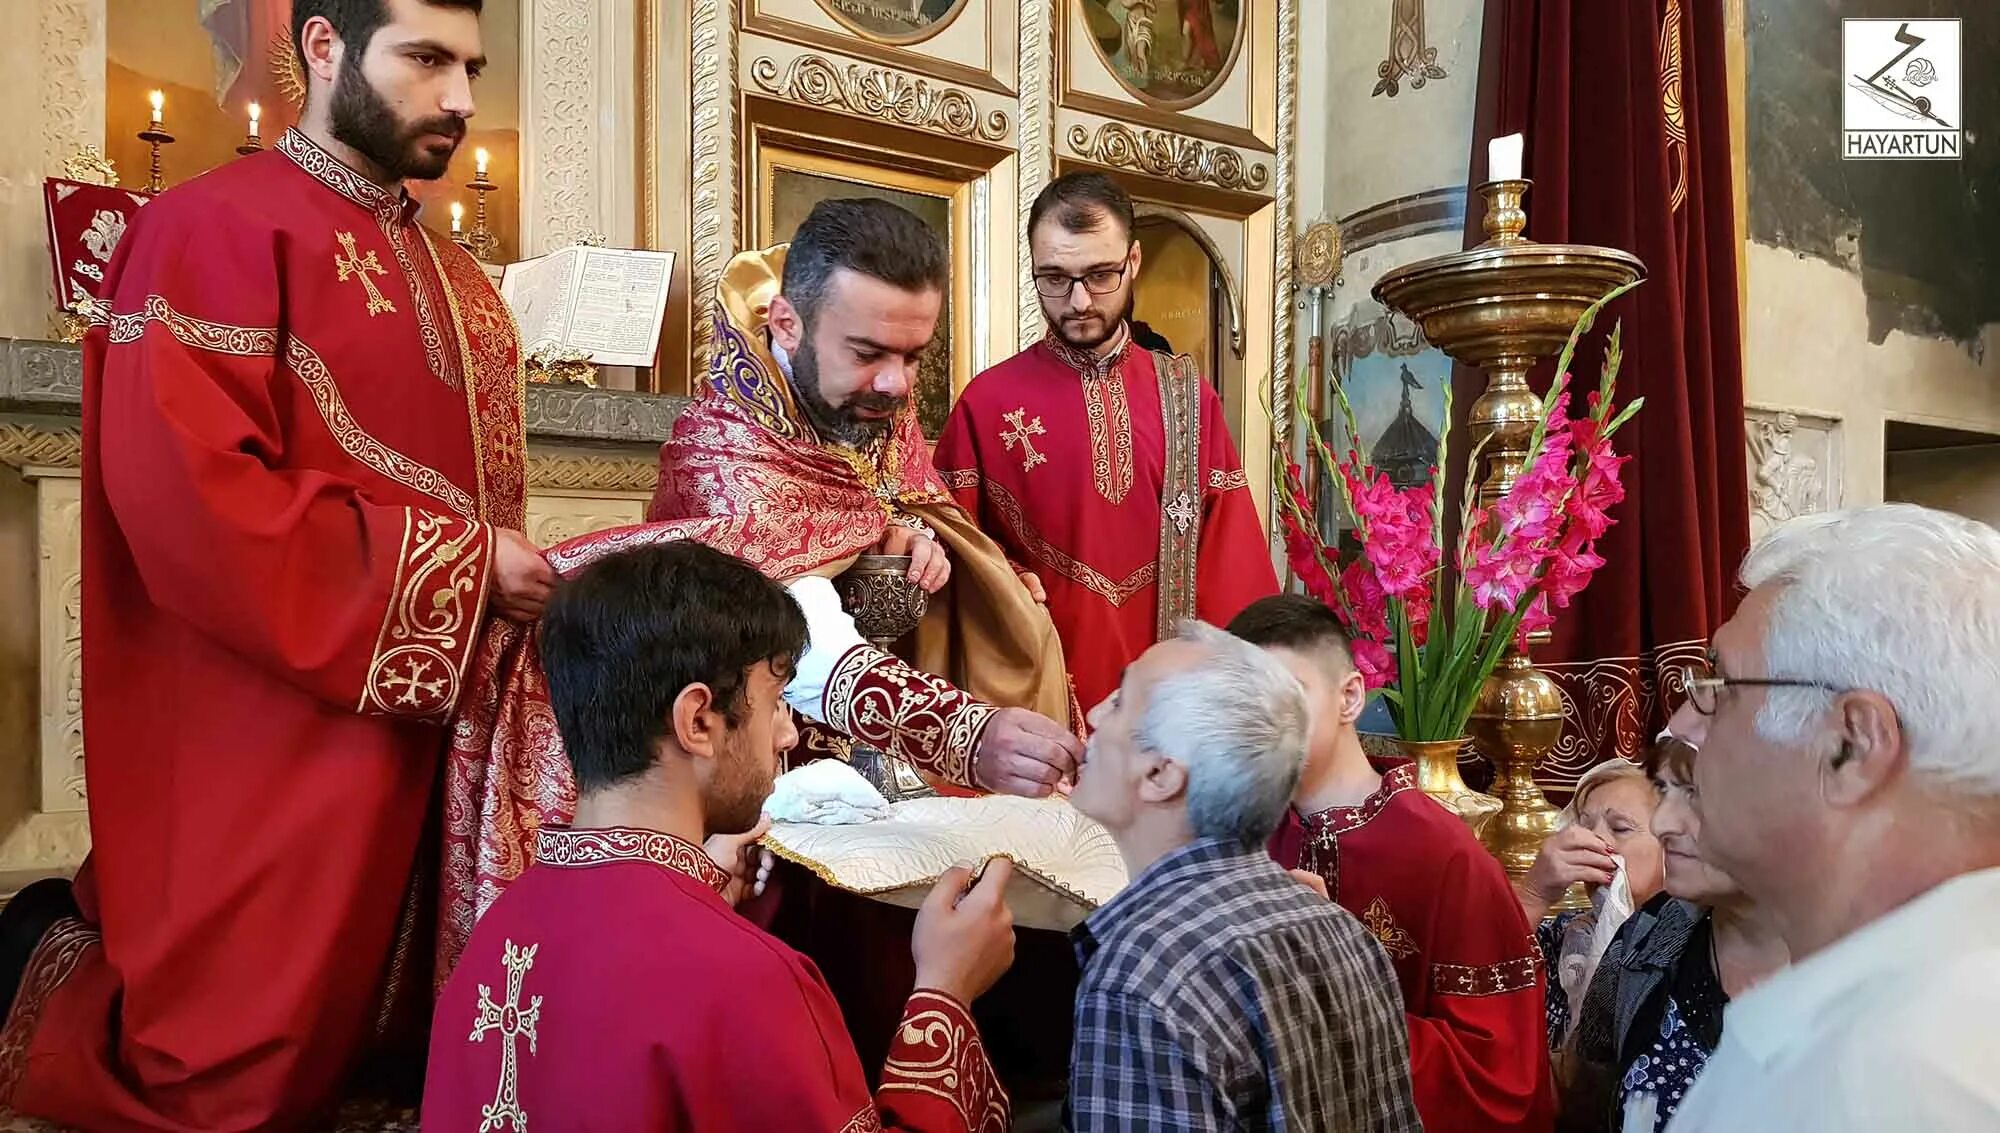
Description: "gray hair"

(1135, 621), (1309, 845)
(1741, 503), (2000, 798)
(1560, 758), (1654, 826)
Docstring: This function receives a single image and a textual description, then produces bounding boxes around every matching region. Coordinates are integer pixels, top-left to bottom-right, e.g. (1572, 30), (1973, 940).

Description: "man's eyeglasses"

(1678, 665), (1845, 715)
(1033, 253), (1134, 298)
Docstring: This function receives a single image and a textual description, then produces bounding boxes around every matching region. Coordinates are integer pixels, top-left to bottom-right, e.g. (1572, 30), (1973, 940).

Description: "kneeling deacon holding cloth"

(424, 540), (1015, 1131)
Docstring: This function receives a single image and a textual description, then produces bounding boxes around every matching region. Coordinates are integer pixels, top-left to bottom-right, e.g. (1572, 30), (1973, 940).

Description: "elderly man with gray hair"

(1663, 503), (2000, 1132)
(1065, 621), (1421, 1131)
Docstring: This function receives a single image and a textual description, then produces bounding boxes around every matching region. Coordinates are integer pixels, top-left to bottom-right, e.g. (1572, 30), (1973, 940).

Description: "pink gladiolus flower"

(1350, 637), (1394, 689)
(1515, 593), (1554, 648)
(1341, 559), (1390, 640)
(1540, 535), (1607, 610)
(1464, 536), (1543, 612)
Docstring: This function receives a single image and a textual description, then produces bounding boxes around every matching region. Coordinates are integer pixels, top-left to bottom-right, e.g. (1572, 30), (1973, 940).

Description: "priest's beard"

(328, 56), (466, 182)
(1048, 293), (1134, 352)
(789, 333), (901, 448)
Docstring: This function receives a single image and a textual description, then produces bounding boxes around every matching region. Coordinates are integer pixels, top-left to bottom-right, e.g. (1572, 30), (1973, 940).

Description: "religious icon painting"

(1079, 0), (1245, 109)
(1334, 349), (1448, 493)
(812, 0), (972, 45)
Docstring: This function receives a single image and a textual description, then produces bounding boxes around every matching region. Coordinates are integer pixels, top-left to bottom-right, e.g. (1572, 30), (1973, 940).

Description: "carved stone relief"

(1018, 0), (1057, 348)
(36, 474), (85, 813)
(1745, 406), (1839, 541)
(526, 495), (650, 548)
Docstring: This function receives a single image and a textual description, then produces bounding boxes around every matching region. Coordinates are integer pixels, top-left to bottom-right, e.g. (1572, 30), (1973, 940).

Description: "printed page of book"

(499, 247), (581, 355)
(560, 247), (675, 367)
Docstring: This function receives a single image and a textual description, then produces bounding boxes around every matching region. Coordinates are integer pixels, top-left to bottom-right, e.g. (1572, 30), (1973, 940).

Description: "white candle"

(1488, 133), (1524, 182)
(474, 147), (489, 177)
(450, 202), (464, 234)
(247, 102), (261, 140)
(148, 90), (165, 127)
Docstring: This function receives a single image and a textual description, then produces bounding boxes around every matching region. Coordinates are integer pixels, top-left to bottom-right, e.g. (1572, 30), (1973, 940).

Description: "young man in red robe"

(934, 172), (1278, 713)
(1232, 595), (1556, 1133)
(426, 540), (1014, 1132)
(0, 1), (552, 1128)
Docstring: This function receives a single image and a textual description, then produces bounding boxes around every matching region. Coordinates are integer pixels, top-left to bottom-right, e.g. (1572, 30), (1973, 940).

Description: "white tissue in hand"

(762, 759), (892, 826)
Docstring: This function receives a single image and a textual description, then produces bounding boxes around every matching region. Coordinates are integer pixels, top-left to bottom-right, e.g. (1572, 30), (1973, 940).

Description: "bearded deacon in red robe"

(427, 541), (1012, 1132)
(1233, 596), (1556, 1133)
(0, 5), (552, 1129)
(439, 203), (1081, 979)
(935, 173), (1278, 713)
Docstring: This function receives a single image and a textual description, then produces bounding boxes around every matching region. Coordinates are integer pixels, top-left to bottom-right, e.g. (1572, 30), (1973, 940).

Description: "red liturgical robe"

(425, 826), (1010, 1132)
(935, 328), (1279, 711)
(1270, 764), (1556, 1133)
(0, 129), (524, 1130)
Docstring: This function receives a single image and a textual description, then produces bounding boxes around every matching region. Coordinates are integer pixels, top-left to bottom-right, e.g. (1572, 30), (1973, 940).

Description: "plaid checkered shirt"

(1067, 837), (1423, 1131)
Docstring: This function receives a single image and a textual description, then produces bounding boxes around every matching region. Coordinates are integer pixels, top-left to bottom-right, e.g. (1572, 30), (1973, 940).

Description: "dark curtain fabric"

(1462, 0), (1751, 787)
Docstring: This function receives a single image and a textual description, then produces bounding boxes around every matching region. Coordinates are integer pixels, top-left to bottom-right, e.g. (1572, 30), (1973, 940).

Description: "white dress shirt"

(1665, 866), (2000, 1132)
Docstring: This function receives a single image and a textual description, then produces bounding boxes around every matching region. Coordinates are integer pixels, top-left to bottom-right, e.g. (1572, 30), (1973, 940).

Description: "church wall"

(1737, 0), (2000, 512)
(1888, 444), (2000, 529)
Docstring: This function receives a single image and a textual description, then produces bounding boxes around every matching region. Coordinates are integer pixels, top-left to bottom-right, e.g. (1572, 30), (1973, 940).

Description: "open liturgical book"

(499, 244), (676, 369)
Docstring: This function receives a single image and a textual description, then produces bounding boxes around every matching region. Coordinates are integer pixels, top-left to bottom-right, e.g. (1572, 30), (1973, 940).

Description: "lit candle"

(148, 90), (165, 128)
(248, 101), (261, 141)
(474, 147), (489, 177)
(450, 201), (464, 234)
(1488, 132), (1524, 182)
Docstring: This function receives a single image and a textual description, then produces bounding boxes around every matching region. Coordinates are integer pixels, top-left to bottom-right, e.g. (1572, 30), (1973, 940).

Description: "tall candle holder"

(138, 122), (175, 194)
(466, 170), (500, 263)
(237, 104), (264, 156)
(1371, 179), (1644, 883)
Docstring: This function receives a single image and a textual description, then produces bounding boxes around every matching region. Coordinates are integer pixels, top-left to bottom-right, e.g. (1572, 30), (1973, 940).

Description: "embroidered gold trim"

(1431, 953), (1541, 998)
(1208, 467), (1249, 492)
(468, 938), (542, 1133)
(881, 991), (1010, 1133)
(108, 294), (276, 352)
(359, 510), (490, 719)
(286, 335), (480, 518)
(1000, 407), (1049, 473)
(1152, 351), (1202, 640)
(535, 825), (731, 892)
(1082, 375), (1134, 504)
(940, 467), (980, 492)
(822, 645), (994, 788)
(277, 128), (399, 219)
(983, 480), (1154, 607)
(386, 216), (456, 389)
(0, 917), (100, 1104)
(1362, 896), (1419, 960)
(840, 1106), (886, 1133)
(421, 230), (525, 517)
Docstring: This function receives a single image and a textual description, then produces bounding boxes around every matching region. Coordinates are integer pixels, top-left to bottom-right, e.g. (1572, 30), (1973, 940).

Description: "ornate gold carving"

(523, 342), (597, 388)
(1375, 0), (1449, 98)
(469, 938), (542, 1132)
(1065, 123), (1270, 192)
(750, 55), (1008, 142)
(360, 511), (491, 719)
(1018, 0), (1057, 349)
(1269, 0), (1299, 561)
(269, 30), (307, 108)
(334, 231), (397, 317)
(524, 453), (657, 494)
(0, 423), (82, 470)
(688, 0), (738, 375)
(61, 146), (118, 187)
(1295, 221), (1343, 290)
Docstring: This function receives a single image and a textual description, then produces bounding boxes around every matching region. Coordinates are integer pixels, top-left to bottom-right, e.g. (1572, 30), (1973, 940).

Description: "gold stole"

(1151, 350), (1203, 639)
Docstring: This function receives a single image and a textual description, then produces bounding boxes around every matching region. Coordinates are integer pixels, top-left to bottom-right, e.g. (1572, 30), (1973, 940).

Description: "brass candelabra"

(1371, 179), (1644, 882)
(137, 123), (175, 194)
(466, 170), (500, 263)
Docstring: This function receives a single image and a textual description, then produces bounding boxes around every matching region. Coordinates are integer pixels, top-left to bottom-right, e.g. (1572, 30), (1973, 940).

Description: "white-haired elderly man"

(1663, 503), (2000, 1132)
(1065, 621), (1421, 1132)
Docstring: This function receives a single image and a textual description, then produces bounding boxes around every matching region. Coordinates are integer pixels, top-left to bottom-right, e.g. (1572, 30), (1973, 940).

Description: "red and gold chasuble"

(437, 245), (1074, 984)
(935, 330), (1279, 712)
(0, 130), (525, 1131)
(1270, 764), (1557, 1133)
(425, 826), (1008, 1132)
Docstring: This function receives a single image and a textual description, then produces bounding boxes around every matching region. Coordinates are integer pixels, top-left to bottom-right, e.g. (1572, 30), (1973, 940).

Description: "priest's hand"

(912, 859), (1017, 1004)
(490, 529), (557, 622)
(705, 815), (776, 907)
(877, 524), (951, 594)
(973, 708), (1082, 798)
(1015, 570), (1048, 604)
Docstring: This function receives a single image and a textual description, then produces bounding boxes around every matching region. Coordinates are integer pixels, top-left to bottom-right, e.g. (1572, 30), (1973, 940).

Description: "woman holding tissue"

(1518, 759), (1665, 1050)
(1553, 737), (1790, 1133)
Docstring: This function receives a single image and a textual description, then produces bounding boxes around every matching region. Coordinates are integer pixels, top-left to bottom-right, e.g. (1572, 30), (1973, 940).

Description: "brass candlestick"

(466, 171), (500, 263)
(236, 136), (263, 157)
(1372, 179), (1644, 882)
(138, 124), (176, 194)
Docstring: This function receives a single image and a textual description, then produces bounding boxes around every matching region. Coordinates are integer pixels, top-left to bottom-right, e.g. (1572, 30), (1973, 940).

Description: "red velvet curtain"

(1466, 0), (1750, 785)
